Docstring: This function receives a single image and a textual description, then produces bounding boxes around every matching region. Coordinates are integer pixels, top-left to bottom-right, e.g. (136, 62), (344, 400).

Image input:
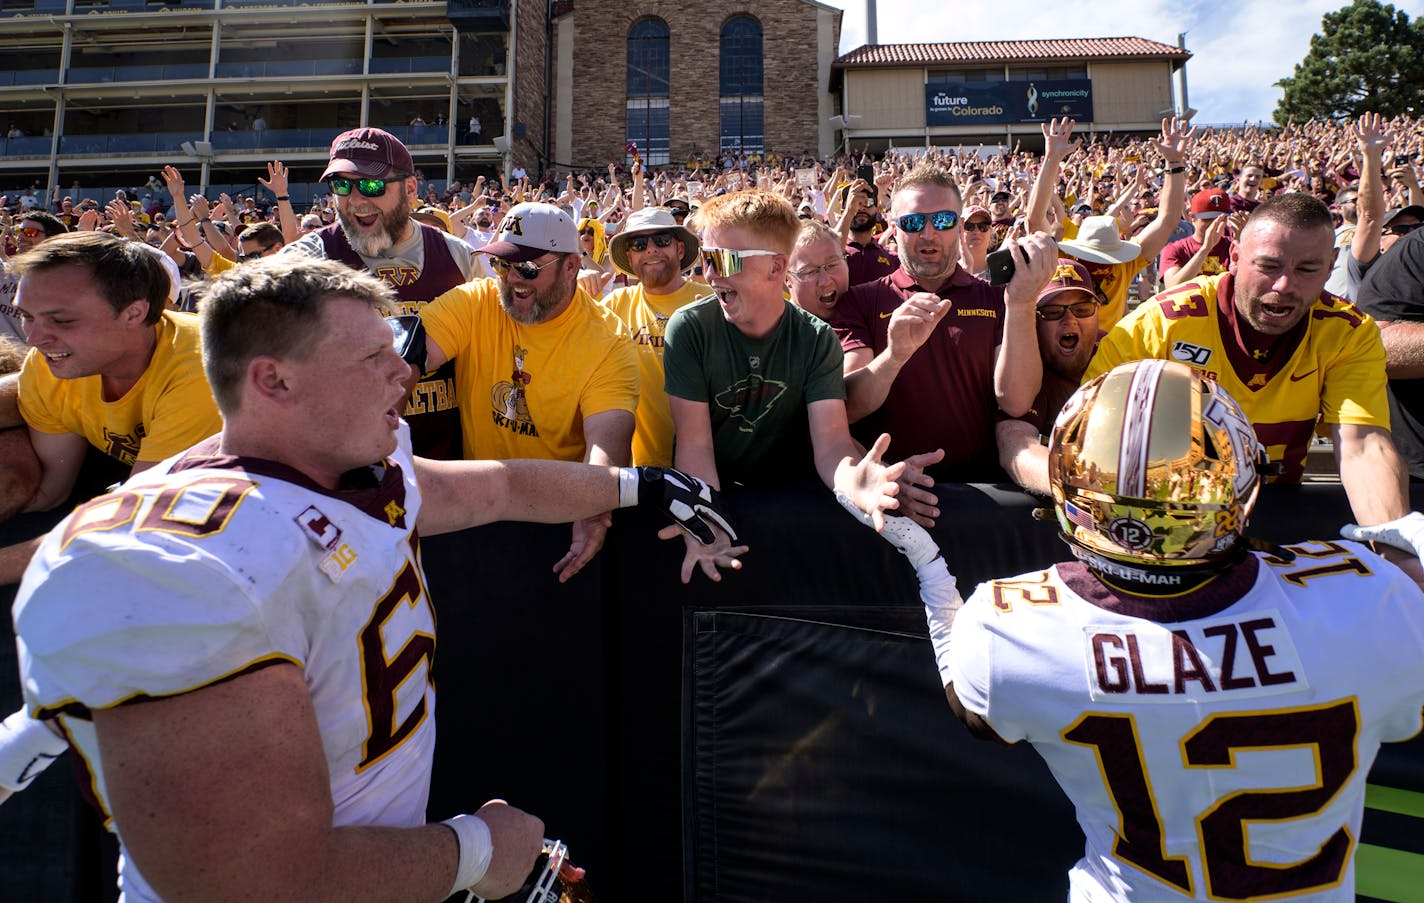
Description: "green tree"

(1275, 0), (1424, 124)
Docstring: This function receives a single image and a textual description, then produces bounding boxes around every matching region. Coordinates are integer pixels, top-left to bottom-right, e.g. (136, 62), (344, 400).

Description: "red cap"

(320, 128), (415, 181)
(1191, 188), (1230, 220)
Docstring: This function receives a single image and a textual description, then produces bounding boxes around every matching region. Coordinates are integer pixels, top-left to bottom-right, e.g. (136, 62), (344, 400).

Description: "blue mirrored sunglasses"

(897, 210), (959, 233)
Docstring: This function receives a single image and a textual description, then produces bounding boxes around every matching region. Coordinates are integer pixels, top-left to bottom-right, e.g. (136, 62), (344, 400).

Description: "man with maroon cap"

(1159, 187), (1235, 288)
(285, 127), (478, 459)
(418, 202), (638, 583)
(996, 259), (1101, 495)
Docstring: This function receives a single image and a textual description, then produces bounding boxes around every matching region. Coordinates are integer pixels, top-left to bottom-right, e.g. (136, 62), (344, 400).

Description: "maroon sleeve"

(832, 283), (878, 353)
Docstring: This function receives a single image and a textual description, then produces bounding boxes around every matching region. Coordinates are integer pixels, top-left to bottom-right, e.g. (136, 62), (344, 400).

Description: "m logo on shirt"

(1171, 341), (1212, 367)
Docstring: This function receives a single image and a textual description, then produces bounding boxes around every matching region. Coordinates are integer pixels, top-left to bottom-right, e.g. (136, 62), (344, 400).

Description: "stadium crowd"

(4, 109), (1424, 901)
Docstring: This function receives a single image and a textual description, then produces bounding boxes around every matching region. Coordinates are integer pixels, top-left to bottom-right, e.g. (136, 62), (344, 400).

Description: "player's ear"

(120, 298), (149, 326)
(247, 355), (290, 402)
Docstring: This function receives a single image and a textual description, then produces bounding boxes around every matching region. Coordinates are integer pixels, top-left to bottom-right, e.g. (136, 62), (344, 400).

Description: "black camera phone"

(987, 247), (1017, 285)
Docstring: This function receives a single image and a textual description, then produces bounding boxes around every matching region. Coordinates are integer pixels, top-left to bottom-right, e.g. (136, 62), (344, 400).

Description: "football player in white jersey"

(8, 257), (915, 902)
(922, 359), (1424, 902)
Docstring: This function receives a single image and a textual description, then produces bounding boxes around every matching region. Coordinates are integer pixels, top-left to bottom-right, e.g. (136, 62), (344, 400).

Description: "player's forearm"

(0, 374), (19, 429)
(414, 458), (621, 535)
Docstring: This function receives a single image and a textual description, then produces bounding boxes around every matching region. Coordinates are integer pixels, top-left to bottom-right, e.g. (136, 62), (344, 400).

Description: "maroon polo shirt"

(845, 234), (899, 287)
(834, 265), (1008, 481)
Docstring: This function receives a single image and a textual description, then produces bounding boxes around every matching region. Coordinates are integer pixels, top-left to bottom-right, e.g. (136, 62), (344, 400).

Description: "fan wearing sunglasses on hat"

(417, 202), (640, 583)
(1090, 191), (1410, 529)
(282, 128), (481, 461)
(835, 161), (1057, 508)
(995, 259), (1103, 496)
(1028, 116), (1192, 330)
(601, 207), (708, 467)
(662, 190), (921, 584)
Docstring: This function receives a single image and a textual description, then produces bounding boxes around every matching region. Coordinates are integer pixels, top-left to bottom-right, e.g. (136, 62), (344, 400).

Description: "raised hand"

(1154, 117), (1197, 164)
(258, 160), (289, 198)
(1041, 117), (1080, 160)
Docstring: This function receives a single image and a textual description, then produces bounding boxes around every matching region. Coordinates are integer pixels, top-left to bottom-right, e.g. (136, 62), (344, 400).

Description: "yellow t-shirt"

(1085, 274), (1389, 482)
(421, 278), (639, 462)
(1066, 255), (1150, 330)
(205, 253), (237, 276)
(601, 279), (710, 466)
(18, 311), (222, 465)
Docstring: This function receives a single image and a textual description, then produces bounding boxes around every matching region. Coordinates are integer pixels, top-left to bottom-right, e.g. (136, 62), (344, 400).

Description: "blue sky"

(821, 0), (1424, 125)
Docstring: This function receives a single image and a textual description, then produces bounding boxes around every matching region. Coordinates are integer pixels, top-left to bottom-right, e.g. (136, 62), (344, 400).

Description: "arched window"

(719, 16), (763, 154)
(626, 18), (670, 165)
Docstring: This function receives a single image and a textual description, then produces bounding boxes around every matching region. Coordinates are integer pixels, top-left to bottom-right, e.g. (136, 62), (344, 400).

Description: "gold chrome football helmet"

(1048, 359), (1263, 570)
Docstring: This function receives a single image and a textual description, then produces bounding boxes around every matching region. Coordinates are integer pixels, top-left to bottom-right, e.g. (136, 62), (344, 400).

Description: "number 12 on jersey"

(1063, 699), (1358, 899)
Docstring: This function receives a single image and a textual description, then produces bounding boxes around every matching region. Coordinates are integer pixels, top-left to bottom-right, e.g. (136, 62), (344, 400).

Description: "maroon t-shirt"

(845, 235), (899, 287)
(834, 266), (1007, 481)
(1159, 233), (1233, 279)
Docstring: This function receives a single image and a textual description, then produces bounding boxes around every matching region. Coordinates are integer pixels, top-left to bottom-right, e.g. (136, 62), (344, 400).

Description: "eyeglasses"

(699, 247), (780, 277)
(788, 260), (847, 283)
(490, 255), (561, 280)
(238, 245), (278, 262)
(896, 210), (959, 233)
(668, 209), (690, 220)
(626, 232), (676, 252)
(1036, 299), (1100, 321)
(17, 226), (43, 239)
(579, 228), (596, 238)
(327, 176), (392, 198)
(1385, 221), (1422, 236)
(961, 220), (992, 234)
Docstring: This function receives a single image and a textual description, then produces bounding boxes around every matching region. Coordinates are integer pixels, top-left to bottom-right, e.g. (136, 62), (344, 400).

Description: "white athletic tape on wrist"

(0, 709), (67, 792)
(617, 467), (640, 509)
(442, 813), (494, 896)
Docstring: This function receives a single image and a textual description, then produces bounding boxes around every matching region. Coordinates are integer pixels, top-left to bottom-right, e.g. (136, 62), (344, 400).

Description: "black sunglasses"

(627, 232), (676, 252)
(961, 220), (992, 233)
(328, 176), (393, 198)
(238, 244), (278, 262)
(1385, 221), (1422, 236)
(1037, 299), (1099, 321)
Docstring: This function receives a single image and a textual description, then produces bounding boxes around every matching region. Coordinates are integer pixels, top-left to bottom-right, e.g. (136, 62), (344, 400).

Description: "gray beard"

(339, 196), (410, 258)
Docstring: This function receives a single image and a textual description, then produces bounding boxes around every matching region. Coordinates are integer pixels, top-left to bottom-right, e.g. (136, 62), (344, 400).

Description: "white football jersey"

(15, 426), (434, 903)
(947, 542), (1424, 902)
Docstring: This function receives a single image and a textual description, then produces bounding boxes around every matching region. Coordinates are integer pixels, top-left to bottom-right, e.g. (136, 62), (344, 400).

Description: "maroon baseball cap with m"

(320, 128), (415, 181)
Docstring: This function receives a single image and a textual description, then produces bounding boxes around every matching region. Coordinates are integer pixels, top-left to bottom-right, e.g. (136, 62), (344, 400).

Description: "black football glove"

(637, 466), (738, 545)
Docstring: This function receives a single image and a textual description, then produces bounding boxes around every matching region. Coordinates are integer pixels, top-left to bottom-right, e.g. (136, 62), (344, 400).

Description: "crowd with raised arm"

(5, 109), (1424, 902)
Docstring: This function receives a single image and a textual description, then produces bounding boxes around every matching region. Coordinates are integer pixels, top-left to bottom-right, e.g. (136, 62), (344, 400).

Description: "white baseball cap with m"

(478, 202), (580, 263)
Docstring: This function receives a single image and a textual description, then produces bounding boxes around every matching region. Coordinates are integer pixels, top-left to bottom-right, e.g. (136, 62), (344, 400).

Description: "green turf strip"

(1367, 784), (1424, 820)
(1356, 843), (1424, 902)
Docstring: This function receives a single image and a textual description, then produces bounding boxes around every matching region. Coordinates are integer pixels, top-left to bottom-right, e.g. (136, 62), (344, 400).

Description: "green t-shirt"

(663, 296), (845, 486)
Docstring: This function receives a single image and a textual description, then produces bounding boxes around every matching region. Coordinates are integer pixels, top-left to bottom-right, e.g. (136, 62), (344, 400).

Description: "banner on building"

(926, 79), (1094, 126)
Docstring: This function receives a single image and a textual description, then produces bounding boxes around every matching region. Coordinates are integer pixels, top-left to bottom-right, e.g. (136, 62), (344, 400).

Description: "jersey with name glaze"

(14, 424), (433, 903)
(946, 541), (1424, 902)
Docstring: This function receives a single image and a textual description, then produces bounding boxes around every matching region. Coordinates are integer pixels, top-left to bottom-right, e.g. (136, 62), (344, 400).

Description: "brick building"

(549, 0), (844, 170)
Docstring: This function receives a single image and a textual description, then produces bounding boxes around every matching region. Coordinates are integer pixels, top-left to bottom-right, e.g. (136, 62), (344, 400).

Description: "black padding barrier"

(4, 477), (1423, 901)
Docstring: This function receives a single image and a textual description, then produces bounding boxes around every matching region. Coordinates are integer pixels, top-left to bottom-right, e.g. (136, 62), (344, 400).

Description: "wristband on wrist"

(441, 813), (493, 896)
(617, 467), (639, 509)
(1164, 165), (1186, 175)
(275, 195), (290, 202)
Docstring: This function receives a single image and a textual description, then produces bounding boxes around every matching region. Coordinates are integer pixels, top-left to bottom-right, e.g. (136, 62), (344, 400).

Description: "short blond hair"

(793, 219), (842, 252)
(692, 190), (798, 256)
(891, 161), (961, 215)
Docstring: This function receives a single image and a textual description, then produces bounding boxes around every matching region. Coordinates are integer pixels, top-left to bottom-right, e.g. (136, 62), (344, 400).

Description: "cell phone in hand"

(856, 164), (875, 184)
(987, 247), (1017, 286)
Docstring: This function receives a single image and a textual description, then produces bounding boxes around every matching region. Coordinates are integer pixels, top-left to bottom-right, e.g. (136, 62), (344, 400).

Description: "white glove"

(834, 490), (942, 569)
(1341, 511), (1424, 564)
(0, 708), (67, 793)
